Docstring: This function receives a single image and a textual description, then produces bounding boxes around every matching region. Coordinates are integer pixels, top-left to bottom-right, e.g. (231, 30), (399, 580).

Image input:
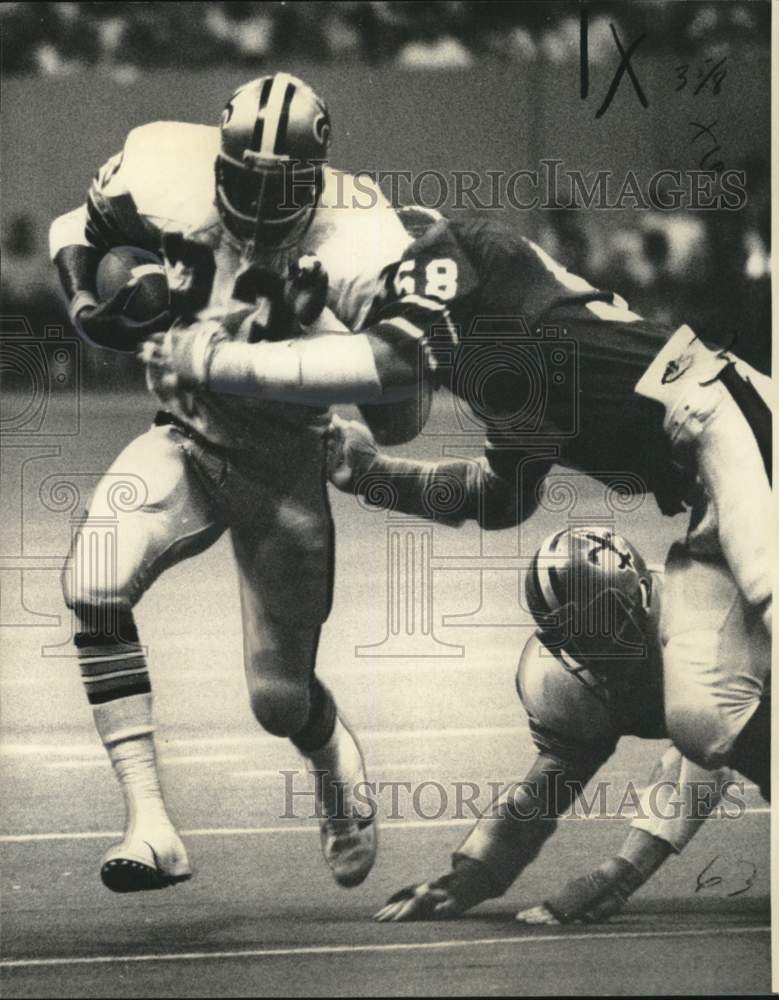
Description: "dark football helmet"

(215, 73), (331, 249)
(525, 526), (654, 665)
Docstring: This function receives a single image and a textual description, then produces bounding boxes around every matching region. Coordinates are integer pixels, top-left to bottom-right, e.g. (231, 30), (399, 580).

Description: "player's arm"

(327, 415), (552, 530)
(518, 747), (731, 925)
(375, 740), (608, 922)
(143, 225), (466, 405)
(49, 136), (169, 351)
(144, 308), (431, 405)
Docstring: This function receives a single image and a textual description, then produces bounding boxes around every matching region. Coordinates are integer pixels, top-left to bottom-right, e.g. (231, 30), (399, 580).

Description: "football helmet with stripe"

(525, 526), (654, 665)
(216, 73), (331, 249)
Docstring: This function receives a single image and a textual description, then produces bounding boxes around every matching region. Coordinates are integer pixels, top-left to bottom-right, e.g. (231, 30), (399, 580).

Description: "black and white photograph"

(0, 1), (773, 995)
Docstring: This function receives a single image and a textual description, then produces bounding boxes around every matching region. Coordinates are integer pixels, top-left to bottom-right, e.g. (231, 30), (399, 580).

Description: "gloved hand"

(516, 856), (644, 925)
(326, 414), (380, 492)
(74, 283), (171, 353)
(284, 254), (328, 327)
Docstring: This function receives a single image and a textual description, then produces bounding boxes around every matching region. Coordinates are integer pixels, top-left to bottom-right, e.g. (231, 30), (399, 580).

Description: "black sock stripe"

(87, 679), (151, 705)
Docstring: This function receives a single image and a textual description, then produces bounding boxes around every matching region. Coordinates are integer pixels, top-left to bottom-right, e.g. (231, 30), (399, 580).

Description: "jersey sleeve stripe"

(378, 315), (426, 340)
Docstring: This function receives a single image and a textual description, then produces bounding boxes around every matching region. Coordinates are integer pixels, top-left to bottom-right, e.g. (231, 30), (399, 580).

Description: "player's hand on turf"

(284, 254), (328, 327)
(75, 282), (171, 353)
(374, 882), (463, 922)
(326, 415), (379, 491)
(515, 903), (560, 925)
(516, 857), (642, 925)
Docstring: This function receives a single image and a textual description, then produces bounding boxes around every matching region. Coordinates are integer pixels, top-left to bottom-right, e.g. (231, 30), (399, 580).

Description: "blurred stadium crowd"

(1, 1), (769, 74)
(1, 1), (770, 384)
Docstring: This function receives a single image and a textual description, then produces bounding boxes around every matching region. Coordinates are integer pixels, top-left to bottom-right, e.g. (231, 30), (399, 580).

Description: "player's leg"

(636, 331), (772, 775)
(63, 423), (225, 890)
(660, 541), (770, 772)
(229, 463), (376, 887)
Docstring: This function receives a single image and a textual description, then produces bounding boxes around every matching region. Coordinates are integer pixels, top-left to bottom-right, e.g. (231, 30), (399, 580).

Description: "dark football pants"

(62, 422), (334, 738)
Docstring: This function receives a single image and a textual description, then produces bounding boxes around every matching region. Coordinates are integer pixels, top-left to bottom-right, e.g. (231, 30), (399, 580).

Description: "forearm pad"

(356, 454), (480, 526)
(207, 333), (403, 405)
(356, 452), (543, 530)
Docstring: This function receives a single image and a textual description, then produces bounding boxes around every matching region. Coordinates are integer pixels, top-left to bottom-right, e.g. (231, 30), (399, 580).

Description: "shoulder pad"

(306, 168), (412, 330)
(517, 634), (614, 742)
(120, 121), (220, 232)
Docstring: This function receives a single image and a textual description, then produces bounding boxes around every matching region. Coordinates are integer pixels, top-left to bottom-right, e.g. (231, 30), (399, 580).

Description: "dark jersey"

(370, 210), (684, 513)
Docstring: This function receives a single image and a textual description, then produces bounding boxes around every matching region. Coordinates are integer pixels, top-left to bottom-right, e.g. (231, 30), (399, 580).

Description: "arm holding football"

(49, 139), (169, 352)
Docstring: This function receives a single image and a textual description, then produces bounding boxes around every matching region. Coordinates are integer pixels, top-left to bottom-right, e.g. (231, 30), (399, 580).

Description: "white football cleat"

(100, 824), (192, 893)
(320, 813), (377, 888)
(311, 715), (377, 887)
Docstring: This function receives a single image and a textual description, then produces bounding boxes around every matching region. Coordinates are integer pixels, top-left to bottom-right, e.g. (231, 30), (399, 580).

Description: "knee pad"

(665, 703), (731, 770)
(62, 539), (138, 612)
(248, 674), (311, 738)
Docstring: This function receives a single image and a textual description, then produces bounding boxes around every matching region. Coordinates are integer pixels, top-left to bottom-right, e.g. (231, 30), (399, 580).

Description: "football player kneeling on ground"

(329, 422), (761, 922)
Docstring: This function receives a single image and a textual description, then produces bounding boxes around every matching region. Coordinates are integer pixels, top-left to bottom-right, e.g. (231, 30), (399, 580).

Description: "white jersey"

(50, 120), (412, 452)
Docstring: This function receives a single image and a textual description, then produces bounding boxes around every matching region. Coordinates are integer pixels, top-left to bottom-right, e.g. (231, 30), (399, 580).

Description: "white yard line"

(0, 925), (769, 970)
(1, 807), (769, 844)
(0, 728), (521, 758)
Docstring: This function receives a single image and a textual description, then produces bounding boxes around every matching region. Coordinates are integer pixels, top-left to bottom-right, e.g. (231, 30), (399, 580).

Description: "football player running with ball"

(148, 205), (772, 799)
(49, 73), (417, 893)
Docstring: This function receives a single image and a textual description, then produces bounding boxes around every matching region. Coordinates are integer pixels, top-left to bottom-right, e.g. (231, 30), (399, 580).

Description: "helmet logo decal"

(585, 532), (633, 569)
(313, 111), (331, 147)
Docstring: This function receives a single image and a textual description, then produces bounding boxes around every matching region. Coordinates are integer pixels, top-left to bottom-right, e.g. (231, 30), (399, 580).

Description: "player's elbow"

(477, 486), (542, 531)
(358, 385), (431, 446)
(49, 205), (90, 261)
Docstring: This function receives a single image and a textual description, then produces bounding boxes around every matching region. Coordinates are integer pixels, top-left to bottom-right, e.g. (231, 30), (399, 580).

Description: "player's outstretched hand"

(326, 414), (379, 492)
(374, 882), (462, 922)
(285, 254), (328, 327)
(516, 857), (642, 925)
(76, 282), (171, 353)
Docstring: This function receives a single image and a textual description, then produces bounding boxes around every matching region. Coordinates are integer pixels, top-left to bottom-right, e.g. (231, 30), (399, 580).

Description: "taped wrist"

(544, 857), (644, 924)
(207, 334), (384, 404)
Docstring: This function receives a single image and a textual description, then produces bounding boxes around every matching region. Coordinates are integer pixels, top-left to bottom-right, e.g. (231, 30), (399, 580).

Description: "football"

(96, 246), (169, 322)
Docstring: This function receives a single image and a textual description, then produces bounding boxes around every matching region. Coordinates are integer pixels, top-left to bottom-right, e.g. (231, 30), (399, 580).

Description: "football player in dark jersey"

(367, 526), (738, 923)
(146, 205), (771, 798)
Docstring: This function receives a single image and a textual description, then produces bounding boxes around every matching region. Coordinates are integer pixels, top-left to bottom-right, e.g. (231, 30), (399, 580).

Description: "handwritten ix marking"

(580, 5), (649, 118)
